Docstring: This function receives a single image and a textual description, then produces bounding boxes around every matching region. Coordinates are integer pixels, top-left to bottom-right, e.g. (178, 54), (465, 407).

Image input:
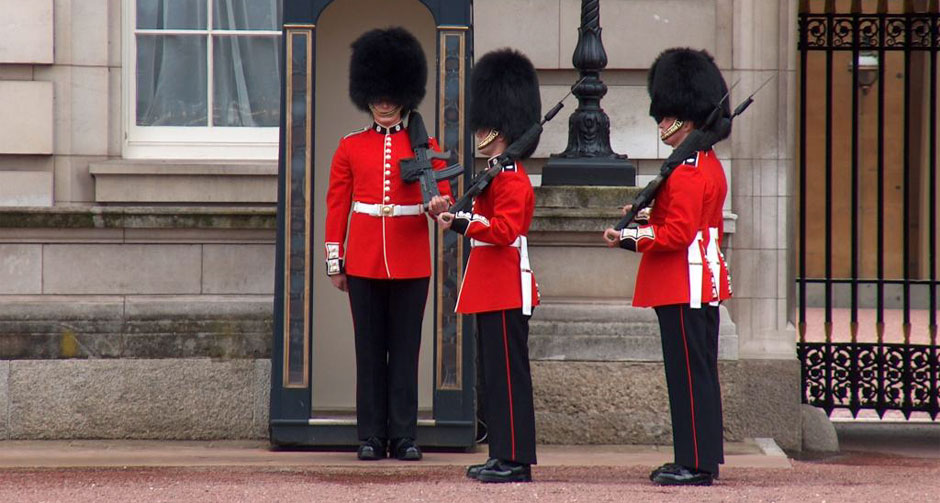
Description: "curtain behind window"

(136, 0), (282, 127)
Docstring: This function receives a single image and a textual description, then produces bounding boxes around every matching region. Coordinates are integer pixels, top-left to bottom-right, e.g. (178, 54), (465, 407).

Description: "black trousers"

(347, 276), (429, 442)
(654, 304), (723, 475)
(476, 309), (537, 465)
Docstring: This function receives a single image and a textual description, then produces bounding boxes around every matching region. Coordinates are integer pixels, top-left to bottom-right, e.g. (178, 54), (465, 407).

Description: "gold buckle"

(381, 204), (394, 216)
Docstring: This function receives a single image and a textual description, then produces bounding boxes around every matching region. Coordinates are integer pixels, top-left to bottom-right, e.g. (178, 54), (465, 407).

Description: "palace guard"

(604, 47), (733, 486)
(324, 27), (452, 461)
(437, 48), (541, 483)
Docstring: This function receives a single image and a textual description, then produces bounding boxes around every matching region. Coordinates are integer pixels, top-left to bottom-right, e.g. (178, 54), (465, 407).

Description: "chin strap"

(660, 119), (684, 141)
(476, 129), (500, 149)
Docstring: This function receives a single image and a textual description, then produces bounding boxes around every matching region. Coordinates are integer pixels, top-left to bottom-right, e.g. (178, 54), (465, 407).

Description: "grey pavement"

(834, 419), (940, 459)
(0, 438), (791, 469)
(0, 428), (936, 503)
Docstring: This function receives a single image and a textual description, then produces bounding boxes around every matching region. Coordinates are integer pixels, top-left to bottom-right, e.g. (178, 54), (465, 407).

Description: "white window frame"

(122, 0), (281, 160)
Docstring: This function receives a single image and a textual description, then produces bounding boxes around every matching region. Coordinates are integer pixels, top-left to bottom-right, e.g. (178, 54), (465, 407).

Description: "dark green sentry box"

(270, 0), (477, 449)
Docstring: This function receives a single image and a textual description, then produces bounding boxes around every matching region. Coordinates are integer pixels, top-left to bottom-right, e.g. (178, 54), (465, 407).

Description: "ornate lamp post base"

(542, 156), (635, 186)
(541, 0), (635, 187)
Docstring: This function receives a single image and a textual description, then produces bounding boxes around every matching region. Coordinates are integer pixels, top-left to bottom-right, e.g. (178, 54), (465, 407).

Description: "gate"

(797, 0), (938, 419)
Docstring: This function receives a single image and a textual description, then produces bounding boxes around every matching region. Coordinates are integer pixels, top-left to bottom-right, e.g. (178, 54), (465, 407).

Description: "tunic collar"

(372, 121), (405, 135)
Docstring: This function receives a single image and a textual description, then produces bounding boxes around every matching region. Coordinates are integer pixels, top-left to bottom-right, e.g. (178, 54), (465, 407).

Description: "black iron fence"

(797, 0), (938, 420)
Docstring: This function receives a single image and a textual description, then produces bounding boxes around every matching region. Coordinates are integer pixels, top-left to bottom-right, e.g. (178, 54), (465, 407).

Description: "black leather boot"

(477, 460), (532, 483)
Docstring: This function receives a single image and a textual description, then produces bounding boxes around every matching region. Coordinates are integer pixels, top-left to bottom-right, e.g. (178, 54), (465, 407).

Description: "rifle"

(443, 77), (586, 218)
(613, 76), (773, 231)
(399, 111), (464, 209)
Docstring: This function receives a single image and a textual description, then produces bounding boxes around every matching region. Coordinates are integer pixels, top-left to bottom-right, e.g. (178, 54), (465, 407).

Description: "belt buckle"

(380, 204), (394, 216)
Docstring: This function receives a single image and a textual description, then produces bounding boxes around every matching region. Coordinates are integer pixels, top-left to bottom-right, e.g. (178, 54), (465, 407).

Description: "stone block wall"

(0, 207), (275, 439)
(532, 359), (801, 451)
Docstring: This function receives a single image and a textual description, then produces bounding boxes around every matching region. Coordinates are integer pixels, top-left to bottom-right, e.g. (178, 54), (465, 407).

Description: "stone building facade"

(0, 0), (800, 449)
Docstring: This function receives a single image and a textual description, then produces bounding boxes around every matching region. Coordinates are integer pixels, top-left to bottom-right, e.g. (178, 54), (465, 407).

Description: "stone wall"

(0, 207), (274, 440)
(533, 359), (801, 451)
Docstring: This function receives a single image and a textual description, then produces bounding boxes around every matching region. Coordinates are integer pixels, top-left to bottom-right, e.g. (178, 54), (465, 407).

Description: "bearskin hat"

(648, 48), (730, 137)
(349, 27), (427, 113)
(470, 48), (542, 159)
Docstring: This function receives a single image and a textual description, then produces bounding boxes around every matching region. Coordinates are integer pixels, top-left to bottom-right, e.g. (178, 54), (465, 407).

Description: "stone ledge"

(532, 185), (737, 235)
(89, 160), (277, 176)
(534, 185), (641, 209)
(530, 301), (738, 361)
(532, 186), (637, 233)
(0, 206), (275, 230)
(0, 295), (272, 360)
(90, 160), (277, 203)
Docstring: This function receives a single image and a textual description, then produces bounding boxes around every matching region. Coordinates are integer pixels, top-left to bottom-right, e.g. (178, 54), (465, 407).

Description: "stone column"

(727, 0), (799, 359)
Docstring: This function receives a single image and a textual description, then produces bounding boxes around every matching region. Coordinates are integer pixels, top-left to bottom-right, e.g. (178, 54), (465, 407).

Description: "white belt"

(705, 227), (721, 306)
(352, 201), (424, 217)
(687, 231), (705, 309)
(470, 236), (533, 315)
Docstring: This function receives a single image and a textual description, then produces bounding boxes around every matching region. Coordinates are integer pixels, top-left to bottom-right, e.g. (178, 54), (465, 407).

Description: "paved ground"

(0, 424), (936, 502)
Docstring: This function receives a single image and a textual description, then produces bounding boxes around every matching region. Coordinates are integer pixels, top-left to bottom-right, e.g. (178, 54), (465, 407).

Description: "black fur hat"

(349, 27), (427, 113)
(470, 48), (542, 158)
(648, 48), (730, 133)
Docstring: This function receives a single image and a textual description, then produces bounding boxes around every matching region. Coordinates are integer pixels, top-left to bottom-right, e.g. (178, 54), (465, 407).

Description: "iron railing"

(797, 0), (938, 420)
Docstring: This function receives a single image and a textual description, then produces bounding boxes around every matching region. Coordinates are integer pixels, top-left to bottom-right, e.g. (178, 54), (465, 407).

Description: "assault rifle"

(442, 77), (586, 218)
(613, 77), (773, 231)
(399, 111), (464, 209)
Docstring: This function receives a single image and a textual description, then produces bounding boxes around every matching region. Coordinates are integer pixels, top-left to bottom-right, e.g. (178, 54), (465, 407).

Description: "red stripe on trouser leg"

(502, 311), (516, 460)
(679, 308), (700, 469)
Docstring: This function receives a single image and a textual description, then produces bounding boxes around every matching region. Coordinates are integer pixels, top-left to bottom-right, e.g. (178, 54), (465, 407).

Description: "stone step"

(530, 320), (661, 337)
(533, 300), (655, 322)
(534, 185), (640, 209)
(529, 300), (738, 361)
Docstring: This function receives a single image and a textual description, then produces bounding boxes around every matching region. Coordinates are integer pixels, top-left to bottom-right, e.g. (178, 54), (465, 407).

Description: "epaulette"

(487, 156), (518, 173)
(342, 127), (369, 139)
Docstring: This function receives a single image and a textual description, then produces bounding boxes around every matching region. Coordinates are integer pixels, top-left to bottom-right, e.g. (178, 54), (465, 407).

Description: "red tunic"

(630, 159), (716, 308)
(453, 161), (539, 314)
(698, 149), (733, 301)
(324, 122), (452, 279)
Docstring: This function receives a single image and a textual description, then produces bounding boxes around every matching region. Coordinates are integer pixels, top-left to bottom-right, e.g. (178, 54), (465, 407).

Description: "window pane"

(213, 35), (281, 127)
(137, 0), (207, 29)
(213, 0), (282, 30)
(137, 35), (208, 126)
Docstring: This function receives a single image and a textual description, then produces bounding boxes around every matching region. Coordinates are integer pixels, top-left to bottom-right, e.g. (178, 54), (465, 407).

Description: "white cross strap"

(470, 235), (533, 315)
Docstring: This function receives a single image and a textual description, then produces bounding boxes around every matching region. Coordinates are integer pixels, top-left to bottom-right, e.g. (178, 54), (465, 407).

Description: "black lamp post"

(541, 0), (635, 186)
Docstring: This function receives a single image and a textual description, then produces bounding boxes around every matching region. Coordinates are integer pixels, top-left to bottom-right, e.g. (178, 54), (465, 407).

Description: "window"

(125, 0), (283, 159)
